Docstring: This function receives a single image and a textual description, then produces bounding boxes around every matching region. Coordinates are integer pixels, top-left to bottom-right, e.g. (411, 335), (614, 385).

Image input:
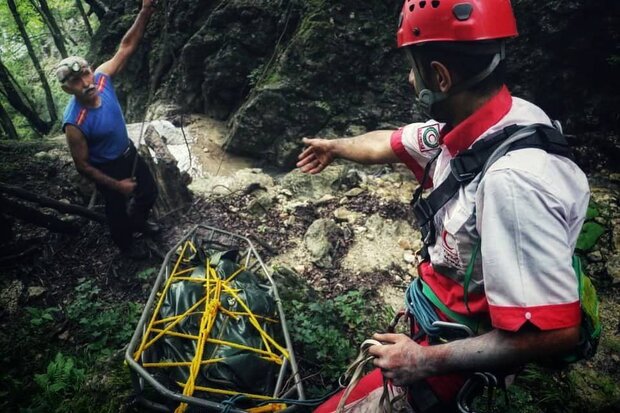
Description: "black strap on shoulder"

(411, 124), (573, 249)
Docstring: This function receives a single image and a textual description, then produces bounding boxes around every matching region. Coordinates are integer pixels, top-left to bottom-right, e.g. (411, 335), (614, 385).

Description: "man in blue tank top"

(56, 0), (158, 259)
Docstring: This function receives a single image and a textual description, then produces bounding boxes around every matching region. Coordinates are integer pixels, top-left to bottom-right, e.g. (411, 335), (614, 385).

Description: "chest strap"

(411, 123), (573, 254)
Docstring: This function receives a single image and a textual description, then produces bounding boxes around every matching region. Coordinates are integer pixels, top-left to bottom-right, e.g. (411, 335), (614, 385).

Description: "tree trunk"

(28, 0), (68, 58)
(142, 124), (193, 218)
(75, 0), (94, 38)
(6, 0), (57, 128)
(0, 58), (51, 135)
(0, 100), (19, 140)
(82, 0), (108, 20)
(0, 182), (106, 223)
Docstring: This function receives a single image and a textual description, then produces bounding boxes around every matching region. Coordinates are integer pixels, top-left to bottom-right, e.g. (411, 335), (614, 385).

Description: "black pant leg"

(93, 150), (133, 250)
(97, 184), (133, 250)
(130, 153), (158, 227)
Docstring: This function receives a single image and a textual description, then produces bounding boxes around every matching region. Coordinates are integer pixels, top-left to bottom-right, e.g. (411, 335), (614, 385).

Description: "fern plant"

(31, 353), (85, 410)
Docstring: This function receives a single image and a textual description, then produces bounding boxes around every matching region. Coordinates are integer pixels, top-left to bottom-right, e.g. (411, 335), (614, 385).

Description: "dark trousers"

(94, 144), (157, 251)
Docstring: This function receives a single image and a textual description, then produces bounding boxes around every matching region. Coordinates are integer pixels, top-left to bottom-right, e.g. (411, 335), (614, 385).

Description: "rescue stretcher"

(125, 225), (305, 412)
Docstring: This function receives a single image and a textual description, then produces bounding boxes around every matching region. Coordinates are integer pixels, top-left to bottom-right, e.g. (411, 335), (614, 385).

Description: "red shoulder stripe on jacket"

(76, 108), (88, 126)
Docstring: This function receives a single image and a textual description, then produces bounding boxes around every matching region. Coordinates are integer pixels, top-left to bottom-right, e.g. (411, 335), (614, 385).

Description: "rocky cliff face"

(91, 0), (619, 169)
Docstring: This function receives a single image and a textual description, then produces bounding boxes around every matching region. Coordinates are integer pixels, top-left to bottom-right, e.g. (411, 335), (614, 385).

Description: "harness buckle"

(450, 157), (478, 182)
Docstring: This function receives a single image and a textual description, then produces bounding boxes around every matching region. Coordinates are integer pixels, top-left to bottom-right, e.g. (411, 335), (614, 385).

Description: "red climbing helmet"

(397, 0), (518, 48)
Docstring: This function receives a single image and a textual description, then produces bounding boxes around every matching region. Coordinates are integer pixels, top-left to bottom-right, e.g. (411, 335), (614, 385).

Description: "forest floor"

(0, 132), (619, 413)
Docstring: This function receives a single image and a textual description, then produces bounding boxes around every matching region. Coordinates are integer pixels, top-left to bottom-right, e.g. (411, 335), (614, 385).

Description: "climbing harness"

(409, 122), (600, 363)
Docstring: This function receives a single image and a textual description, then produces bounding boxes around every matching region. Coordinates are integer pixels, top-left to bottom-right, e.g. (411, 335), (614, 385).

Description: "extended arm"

(297, 130), (399, 174)
(96, 0), (155, 77)
(65, 125), (136, 195)
(370, 325), (579, 386)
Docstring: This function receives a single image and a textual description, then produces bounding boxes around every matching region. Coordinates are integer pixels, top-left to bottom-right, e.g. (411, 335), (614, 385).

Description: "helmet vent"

(452, 3), (473, 21)
(419, 1), (427, 8)
(431, 0), (440, 8)
(409, 4), (414, 11)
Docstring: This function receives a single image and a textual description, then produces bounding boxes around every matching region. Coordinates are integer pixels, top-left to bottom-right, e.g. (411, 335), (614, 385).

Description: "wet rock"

(304, 218), (343, 269)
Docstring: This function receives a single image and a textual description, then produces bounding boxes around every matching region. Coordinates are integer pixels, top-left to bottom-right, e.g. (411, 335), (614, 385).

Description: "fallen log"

(0, 195), (79, 233)
(0, 181), (105, 223)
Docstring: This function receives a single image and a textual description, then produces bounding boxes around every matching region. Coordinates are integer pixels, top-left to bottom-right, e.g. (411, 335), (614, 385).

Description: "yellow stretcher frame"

(125, 225), (305, 413)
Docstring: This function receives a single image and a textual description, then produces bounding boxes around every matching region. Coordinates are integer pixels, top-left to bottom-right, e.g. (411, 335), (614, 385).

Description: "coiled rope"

(405, 278), (441, 336)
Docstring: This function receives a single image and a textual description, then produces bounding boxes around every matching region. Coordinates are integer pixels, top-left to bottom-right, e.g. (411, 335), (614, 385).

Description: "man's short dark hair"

(409, 41), (506, 97)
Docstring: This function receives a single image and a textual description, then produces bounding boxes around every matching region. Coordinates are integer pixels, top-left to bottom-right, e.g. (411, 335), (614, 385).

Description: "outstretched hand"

(369, 333), (429, 386)
(296, 137), (336, 174)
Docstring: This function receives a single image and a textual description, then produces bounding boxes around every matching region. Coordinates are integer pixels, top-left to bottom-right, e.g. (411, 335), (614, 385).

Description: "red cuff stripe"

(390, 129), (432, 188)
(489, 302), (581, 332)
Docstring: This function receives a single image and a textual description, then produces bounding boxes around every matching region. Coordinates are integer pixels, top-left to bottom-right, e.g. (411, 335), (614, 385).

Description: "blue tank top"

(62, 72), (130, 164)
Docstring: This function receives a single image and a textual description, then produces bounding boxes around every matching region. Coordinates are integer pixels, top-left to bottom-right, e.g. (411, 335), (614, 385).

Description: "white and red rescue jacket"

(391, 86), (589, 332)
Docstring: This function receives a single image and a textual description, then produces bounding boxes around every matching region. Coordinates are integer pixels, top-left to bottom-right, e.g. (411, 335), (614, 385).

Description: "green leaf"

(576, 222), (606, 252)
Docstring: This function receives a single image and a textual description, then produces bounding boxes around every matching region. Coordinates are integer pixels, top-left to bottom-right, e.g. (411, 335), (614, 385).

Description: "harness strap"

(419, 279), (484, 334)
(411, 124), (572, 251)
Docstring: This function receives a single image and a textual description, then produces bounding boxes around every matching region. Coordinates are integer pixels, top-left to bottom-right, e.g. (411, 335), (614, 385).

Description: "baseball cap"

(55, 56), (89, 83)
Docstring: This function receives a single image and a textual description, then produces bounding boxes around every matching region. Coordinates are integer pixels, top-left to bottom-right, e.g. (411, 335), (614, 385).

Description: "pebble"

(27, 286), (47, 299)
(587, 251), (603, 263)
(403, 251), (417, 264)
(344, 188), (365, 197)
(398, 238), (413, 250)
(314, 194), (336, 205)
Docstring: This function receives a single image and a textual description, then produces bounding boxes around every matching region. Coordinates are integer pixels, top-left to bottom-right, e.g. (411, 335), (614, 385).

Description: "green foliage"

(28, 352), (86, 413)
(285, 290), (392, 387)
(608, 55), (620, 66)
(136, 267), (157, 280)
(25, 306), (59, 327)
(0, 0), (99, 139)
(66, 280), (142, 354)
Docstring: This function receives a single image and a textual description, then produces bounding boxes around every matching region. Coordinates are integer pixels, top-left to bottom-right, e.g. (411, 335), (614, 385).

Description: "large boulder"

(94, 0), (618, 170)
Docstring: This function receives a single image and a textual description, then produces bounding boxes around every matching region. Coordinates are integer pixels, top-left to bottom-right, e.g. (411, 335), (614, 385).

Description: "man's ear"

(61, 84), (71, 94)
(430, 61), (452, 93)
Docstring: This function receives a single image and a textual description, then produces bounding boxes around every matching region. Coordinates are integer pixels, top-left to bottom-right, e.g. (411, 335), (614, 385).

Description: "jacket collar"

(440, 85), (513, 156)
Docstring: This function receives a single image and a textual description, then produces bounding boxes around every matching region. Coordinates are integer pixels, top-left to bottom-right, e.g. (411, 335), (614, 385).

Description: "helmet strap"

(409, 43), (505, 119)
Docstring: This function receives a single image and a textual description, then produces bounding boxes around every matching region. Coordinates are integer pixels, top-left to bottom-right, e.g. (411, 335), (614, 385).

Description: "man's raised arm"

(96, 0), (156, 77)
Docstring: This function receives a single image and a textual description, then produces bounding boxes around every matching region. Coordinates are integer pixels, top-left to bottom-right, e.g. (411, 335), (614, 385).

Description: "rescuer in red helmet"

(299, 1), (590, 411)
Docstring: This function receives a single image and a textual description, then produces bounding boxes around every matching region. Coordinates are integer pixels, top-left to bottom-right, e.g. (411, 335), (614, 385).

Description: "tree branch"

(0, 182), (106, 223)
